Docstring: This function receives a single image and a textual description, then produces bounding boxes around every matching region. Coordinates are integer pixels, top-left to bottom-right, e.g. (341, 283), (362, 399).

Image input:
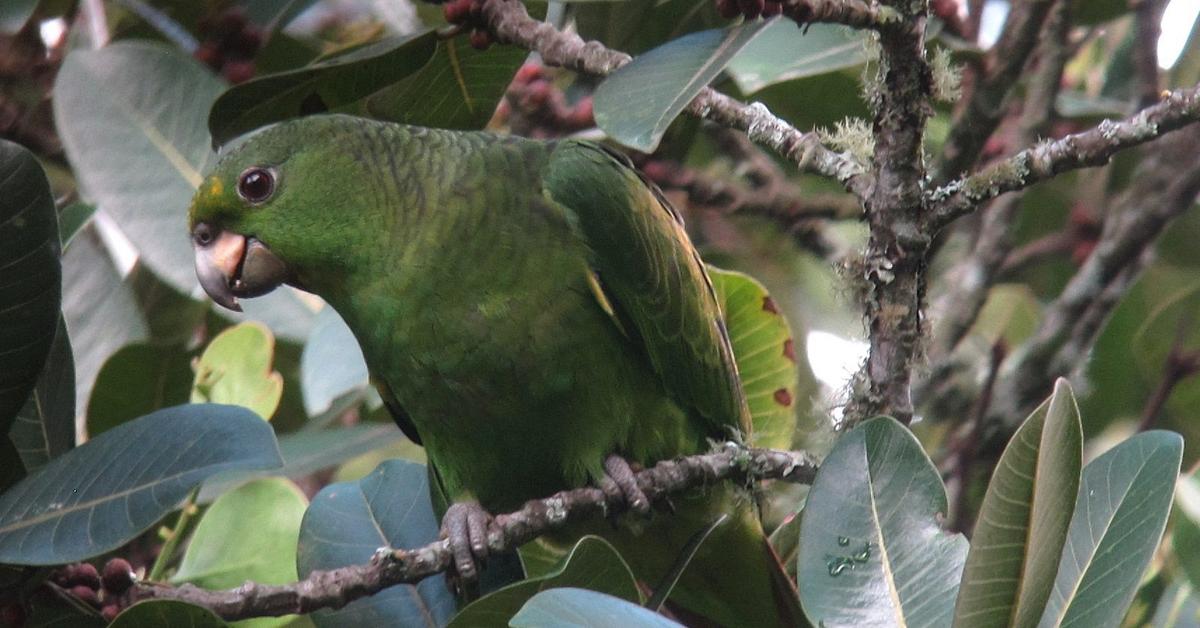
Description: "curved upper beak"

(193, 224), (290, 312)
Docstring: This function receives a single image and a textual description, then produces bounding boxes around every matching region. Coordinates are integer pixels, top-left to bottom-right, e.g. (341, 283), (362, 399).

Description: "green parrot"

(189, 114), (803, 627)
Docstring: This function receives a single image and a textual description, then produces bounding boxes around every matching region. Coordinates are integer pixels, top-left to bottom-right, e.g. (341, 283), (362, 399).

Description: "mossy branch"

(125, 444), (819, 621)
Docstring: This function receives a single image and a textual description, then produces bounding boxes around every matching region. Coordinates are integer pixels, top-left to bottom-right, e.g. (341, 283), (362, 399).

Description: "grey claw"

(604, 454), (651, 516)
(442, 501), (492, 581)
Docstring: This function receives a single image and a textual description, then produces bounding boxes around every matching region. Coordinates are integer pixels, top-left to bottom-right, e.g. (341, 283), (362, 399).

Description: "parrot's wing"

(544, 141), (750, 435)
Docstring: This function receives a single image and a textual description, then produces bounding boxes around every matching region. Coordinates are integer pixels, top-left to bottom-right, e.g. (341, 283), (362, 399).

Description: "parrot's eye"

(237, 167), (275, 204)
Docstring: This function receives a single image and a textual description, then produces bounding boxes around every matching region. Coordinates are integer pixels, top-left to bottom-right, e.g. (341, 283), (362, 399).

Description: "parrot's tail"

(554, 483), (806, 628)
(655, 494), (807, 628)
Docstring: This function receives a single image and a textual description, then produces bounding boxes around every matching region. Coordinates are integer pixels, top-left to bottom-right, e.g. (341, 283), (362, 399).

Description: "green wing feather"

(543, 141), (750, 436)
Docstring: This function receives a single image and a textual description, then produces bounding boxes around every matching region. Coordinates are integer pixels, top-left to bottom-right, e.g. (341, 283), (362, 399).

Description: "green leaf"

(594, 19), (776, 152)
(510, 588), (683, 628)
(797, 416), (969, 627)
(240, 0), (322, 31)
(448, 536), (640, 627)
(726, 21), (867, 94)
(297, 459), (456, 627)
(708, 266), (799, 450)
(0, 0), (37, 34)
(362, 36), (527, 129)
(86, 343), (193, 436)
(953, 378), (1083, 627)
(1150, 582), (1200, 627)
(301, 307), (368, 417)
(110, 600), (227, 628)
(276, 424), (406, 479)
(61, 224), (148, 421)
(191, 323), (284, 420)
(58, 201), (95, 247)
(970, 283), (1042, 347)
(173, 478), (308, 628)
(1173, 466), (1200, 591)
(0, 404), (283, 565)
(1038, 431), (1183, 627)
(9, 320), (75, 473)
(0, 139), (61, 433)
(208, 31), (439, 147)
(53, 40), (220, 294)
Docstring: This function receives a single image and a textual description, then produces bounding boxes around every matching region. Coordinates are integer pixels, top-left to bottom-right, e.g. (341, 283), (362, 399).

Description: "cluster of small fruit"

(496, 63), (594, 138)
(193, 7), (263, 84)
(439, 0), (496, 50)
(1, 559), (136, 626)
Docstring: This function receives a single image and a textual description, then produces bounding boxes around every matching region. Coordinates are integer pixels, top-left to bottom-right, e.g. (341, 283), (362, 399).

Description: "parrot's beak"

(192, 224), (290, 312)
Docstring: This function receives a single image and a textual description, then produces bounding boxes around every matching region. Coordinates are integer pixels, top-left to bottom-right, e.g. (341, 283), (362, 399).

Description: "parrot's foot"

(441, 500), (492, 582)
(600, 454), (651, 516)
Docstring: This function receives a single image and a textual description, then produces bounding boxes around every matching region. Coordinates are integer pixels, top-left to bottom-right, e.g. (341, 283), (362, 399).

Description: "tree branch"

(125, 444), (819, 621)
(779, 0), (896, 29)
(478, 0), (872, 199)
(929, 0), (1071, 358)
(936, 0), (1063, 183)
(984, 122), (1200, 438)
(844, 3), (932, 424)
(930, 81), (1200, 228)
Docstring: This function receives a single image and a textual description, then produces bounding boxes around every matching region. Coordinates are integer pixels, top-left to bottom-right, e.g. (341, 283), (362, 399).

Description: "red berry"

(69, 586), (99, 608)
(222, 60), (257, 84)
(101, 605), (120, 623)
(525, 80), (552, 107)
(763, 1), (783, 17)
(444, 0), (471, 24)
(469, 29), (492, 50)
(1, 603), (25, 628)
(514, 62), (543, 85)
(231, 29), (262, 57)
(570, 97), (594, 127)
(74, 563), (101, 590)
(715, 0), (741, 19)
(194, 42), (223, 70)
(215, 8), (248, 39)
(102, 559), (136, 595)
(642, 161), (671, 182)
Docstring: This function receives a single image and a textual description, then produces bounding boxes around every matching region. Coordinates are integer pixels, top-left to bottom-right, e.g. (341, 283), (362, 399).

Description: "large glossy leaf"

(191, 323), (283, 420)
(362, 36), (527, 129)
(1150, 582), (1200, 627)
(0, 0), (36, 33)
(276, 424), (406, 479)
(9, 320), (75, 473)
(241, 0), (322, 31)
(110, 600), (227, 628)
(953, 379), (1083, 627)
(594, 19), (776, 152)
(173, 478), (308, 628)
(1173, 466), (1200, 590)
(708, 266), (797, 450)
(0, 139), (61, 433)
(725, 21), (867, 94)
(301, 307), (368, 417)
(1038, 431), (1183, 628)
(448, 536), (640, 627)
(510, 588), (683, 628)
(798, 416), (969, 626)
(296, 459), (456, 627)
(53, 40), (220, 294)
(0, 404), (283, 565)
(86, 343), (194, 436)
(208, 31), (439, 147)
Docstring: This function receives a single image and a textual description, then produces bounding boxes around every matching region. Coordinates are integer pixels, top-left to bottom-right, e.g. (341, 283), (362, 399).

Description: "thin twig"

(126, 444), (819, 621)
(936, 0), (1064, 183)
(477, 0), (872, 199)
(949, 341), (1005, 535)
(930, 81), (1200, 228)
(1136, 314), (1198, 432)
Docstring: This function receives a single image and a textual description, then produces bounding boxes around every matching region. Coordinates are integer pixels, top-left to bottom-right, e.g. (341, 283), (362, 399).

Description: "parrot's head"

(188, 115), (371, 311)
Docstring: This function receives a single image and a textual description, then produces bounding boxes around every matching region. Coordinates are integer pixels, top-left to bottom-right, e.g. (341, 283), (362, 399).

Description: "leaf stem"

(147, 487), (201, 582)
